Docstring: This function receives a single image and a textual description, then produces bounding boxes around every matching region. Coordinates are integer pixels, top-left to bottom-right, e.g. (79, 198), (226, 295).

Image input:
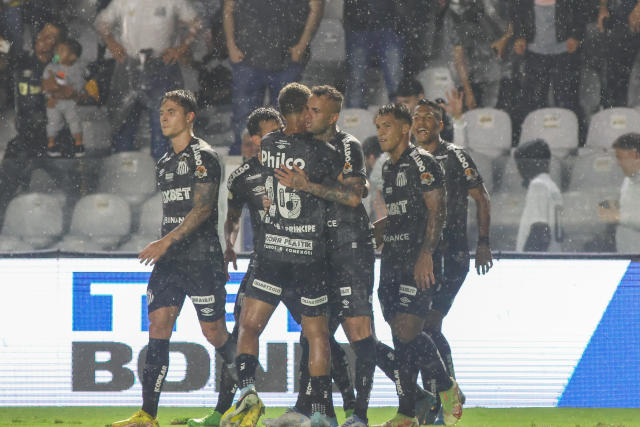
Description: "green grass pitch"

(1, 407), (640, 427)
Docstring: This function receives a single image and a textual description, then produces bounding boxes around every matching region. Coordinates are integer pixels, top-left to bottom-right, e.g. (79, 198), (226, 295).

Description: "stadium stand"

(416, 66), (455, 101)
(97, 151), (157, 208)
(520, 108), (579, 158)
(1, 193), (63, 249)
(585, 108), (640, 149)
(337, 108), (376, 143)
(463, 108), (512, 158)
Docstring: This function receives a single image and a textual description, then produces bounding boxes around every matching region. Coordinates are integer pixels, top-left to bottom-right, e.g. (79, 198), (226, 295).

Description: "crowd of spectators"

(0, 0), (639, 254)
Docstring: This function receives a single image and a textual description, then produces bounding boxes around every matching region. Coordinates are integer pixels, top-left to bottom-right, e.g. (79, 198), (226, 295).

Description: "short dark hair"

(612, 132), (640, 152)
(311, 85), (344, 113)
(278, 82), (311, 116)
(363, 136), (382, 159)
(42, 20), (68, 40)
(514, 138), (551, 160)
(396, 78), (424, 98)
(375, 103), (413, 126)
(161, 89), (198, 115)
(416, 98), (444, 121)
(61, 37), (82, 58)
(246, 107), (283, 136)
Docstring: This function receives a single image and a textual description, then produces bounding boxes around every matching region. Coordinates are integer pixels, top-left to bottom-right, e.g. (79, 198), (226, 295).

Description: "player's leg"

(113, 261), (182, 427)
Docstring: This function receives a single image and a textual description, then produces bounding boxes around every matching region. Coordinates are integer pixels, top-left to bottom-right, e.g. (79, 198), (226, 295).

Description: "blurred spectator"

(513, 0), (587, 136)
(598, 0), (640, 107)
(445, 0), (508, 109)
(597, 133), (640, 253)
(0, 21), (65, 219)
(0, 0), (24, 51)
(44, 38), (86, 158)
(95, 0), (200, 158)
(395, 77), (424, 112)
(224, 0), (323, 155)
(514, 139), (564, 252)
(362, 135), (386, 223)
(343, 0), (403, 108)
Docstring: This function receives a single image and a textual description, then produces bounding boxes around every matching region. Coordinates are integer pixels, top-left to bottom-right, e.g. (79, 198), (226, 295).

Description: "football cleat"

(309, 411), (338, 427)
(371, 413), (418, 427)
(415, 389), (437, 426)
(188, 409), (222, 426)
(340, 414), (368, 427)
(438, 378), (463, 425)
(238, 397), (265, 427)
(112, 409), (159, 427)
(262, 407), (310, 427)
(220, 388), (262, 427)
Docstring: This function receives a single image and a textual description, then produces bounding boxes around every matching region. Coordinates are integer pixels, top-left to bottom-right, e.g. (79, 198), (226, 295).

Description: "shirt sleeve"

(522, 181), (550, 227)
(417, 154), (445, 193)
(341, 137), (367, 181)
(452, 147), (484, 190)
(227, 168), (247, 211)
(195, 150), (221, 186)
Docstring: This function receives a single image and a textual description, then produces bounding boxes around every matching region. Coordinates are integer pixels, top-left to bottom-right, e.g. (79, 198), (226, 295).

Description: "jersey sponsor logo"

(195, 165), (207, 179)
(340, 286), (352, 296)
(165, 172), (174, 182)
(453, 147), (469, 169)
(399, 285), (417, 296)
(158, 168), (165, 177)
(192, 143), (204, 166)
(154, 365), (168, 392)
(227, 163), (250, 188)
(177, 160), (189, 175)
(264, 233), (314, 255)
(385, 187), (392, 194)
(342, 137), (353, 164)
(327, 219), (338, 227)
(409, 149), (427, 172)
(191, 295), (215, 304)
(163, 216), (185, 225)
(283, 224), (317, 233)
(261, 150), (306, 170)
(420, 172), (434, 185)
(386, 200), (408, 216)
(252, 279), (283, 295)
(146, 289), (154, 305)
(464, 167), (477, 180)
(396, 171), (407, 187)
(247, 173), (262, 181)
(162, 187), (191, 203)
(301, 295), (328, 306)
(384, 232), (410, 242)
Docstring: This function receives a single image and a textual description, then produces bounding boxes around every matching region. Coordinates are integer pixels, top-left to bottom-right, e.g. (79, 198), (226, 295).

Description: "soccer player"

(411, 98), (493, 423)
(112, 90), (236, 427)
(187, 107), (283, 427)
(274, 85), (376, 427)
(372, 103), (462, 427)
(224, 83), (342, 427)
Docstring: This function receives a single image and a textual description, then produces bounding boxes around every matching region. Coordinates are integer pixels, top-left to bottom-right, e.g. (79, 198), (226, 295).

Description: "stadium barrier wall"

(0, 255), (638, 408)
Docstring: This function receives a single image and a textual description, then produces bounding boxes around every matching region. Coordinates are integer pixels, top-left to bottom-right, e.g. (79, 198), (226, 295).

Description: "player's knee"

(423, 311), (444, 333)
(200, 321), (228, 347)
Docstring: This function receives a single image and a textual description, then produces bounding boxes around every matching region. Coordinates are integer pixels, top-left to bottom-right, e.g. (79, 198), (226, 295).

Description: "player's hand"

(224, 245), (238, 271)
(56, 84), (75, 100)
(42, 71), (59, 93)
(138, 238), (171, 266)
(106, 39), (127, 63)
(443, 88), (464, 120)
(475, 243), (493, 275)
(491, 36), (509, 59)
(274, 164), (310, 191)
(566, 38), (580, 54)
(513, 38), (527, 56)
(414, 251), (435, 290)
(630, 5), (640, 33)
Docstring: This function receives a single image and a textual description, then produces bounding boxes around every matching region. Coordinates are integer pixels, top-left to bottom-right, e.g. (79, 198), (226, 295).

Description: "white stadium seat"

(586, 108), (640, 149)
(520, 108), (579, 157)
(118, 234), (156, 252)
(138, 193), (162, 238)
(416, 66), (455, 101)
(337, 108), (376, 142)
(463, 108), (512, 158)
(309, 19), (346, 63)
(98, 151), (157, 207)
(1, 193), (63, 249)
(68, 193), (131, 249)
(323, 0), (343, 20)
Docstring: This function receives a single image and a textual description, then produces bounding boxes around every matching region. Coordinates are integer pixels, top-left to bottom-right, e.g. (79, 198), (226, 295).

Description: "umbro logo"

(200, 307), (214, 316)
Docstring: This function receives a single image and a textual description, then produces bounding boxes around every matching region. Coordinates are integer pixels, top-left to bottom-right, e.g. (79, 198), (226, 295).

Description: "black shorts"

(378, 264), (434, 323)
(234, 254), (257, 322)
(147, 259), (227, 322)
(328, 240), (374, 320)
(247, 258), (326, 318)
(430, 251), (469, 316)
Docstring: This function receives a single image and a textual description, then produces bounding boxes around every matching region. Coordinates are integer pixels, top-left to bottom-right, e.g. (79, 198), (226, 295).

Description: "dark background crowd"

(0, 0), (639, 254)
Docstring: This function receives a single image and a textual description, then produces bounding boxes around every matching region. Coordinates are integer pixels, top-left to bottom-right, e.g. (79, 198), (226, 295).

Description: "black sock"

(375, 340), (397, 382)
(393, 337), (418, 418)
(310, 375), (335, 418)
(413, 332), (452, 391)
(426, 329), (455, 378)
(236, 353), (258, 389)
(330, 336), (355, 411)
(141, 338), (170, 418)
(216, 335), (238, 383)
(215, 363), (238, 413)
(352, 336), (376, 422)
(295, 335), (312, 414)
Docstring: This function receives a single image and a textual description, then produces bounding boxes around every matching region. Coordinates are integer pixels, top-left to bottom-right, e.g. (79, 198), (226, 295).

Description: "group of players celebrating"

(112, 82), (493, 427)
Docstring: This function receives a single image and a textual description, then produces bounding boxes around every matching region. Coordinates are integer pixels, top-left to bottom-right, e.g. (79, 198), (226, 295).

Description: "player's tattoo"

(167, 181), (218, 244)
(421, 188), (446, 254)
(307, 177), (364, 207)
